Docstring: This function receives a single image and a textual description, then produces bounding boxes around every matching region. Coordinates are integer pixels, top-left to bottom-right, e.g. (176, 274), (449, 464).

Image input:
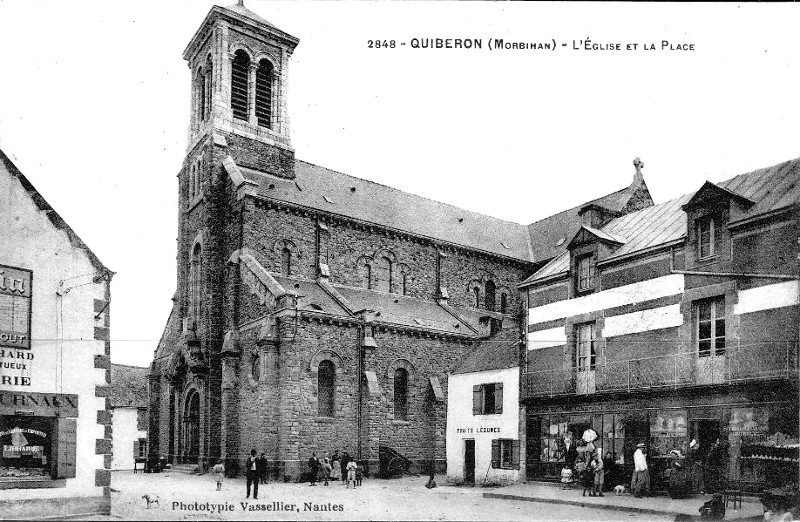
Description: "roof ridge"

(0, 147), (113, 277)
(111, 363), (150, 370)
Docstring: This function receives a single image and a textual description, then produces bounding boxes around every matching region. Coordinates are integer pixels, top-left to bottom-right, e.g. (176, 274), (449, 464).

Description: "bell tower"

(183, 1), (299, 173)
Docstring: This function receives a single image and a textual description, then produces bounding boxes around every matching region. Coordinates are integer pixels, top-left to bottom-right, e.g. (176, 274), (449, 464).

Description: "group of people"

(560, 440), (649, 498)
(307, 450), (362, 488)
(208, 448), (365, 497)
(559, 435), (624, 497)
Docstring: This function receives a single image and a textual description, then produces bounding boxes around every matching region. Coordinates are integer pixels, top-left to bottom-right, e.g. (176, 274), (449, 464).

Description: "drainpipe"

(356, 322), (364, 462)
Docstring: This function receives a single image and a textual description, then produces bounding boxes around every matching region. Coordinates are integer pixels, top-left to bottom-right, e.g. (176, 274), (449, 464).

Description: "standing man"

(257, 452), (268, 484)
(308, 451), (320, 486)
(631, 442), (650, 498)
(246, 449), (259, 499)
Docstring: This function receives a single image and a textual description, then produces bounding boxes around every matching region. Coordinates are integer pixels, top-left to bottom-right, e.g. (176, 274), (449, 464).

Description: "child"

(591, 452), (604, 497)
(212, 460), (225, 491)
(576, 455), (592, 497)
(345, 459), (358, 489)
(560, 466), (574, 490)
(321, 458), (332, 486)
(355, 461), (363, 486)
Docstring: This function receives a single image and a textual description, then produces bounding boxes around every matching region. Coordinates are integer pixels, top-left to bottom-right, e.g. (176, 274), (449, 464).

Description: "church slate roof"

(256, 274), (484, 336)
(451, 329), (520, 374)
(522, 156), (800, 286)
(110, 364), (149, 408)
(225, 2), (280, 30)
(334, 285), (478, 335)
(239, 161), (535, 262)
(272, 275), (350, 316)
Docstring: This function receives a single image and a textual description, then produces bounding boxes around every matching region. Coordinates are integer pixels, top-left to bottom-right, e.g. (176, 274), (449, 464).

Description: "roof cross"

(633, 157), (645, 181)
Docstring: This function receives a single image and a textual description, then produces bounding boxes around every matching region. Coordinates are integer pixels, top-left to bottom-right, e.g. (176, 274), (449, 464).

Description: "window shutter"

(494, 383), (503, 414)
(472, 385), (481, 415)
(491, 439), (500, 469)
(511, 439), (520, 470)
(133, 440), (140, 460)
(54, 418), (77, 479)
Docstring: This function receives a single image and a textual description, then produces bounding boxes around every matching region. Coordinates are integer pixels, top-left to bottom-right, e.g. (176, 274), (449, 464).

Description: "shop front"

(524, 391), (798, 493)
(0, 392), (78, 485)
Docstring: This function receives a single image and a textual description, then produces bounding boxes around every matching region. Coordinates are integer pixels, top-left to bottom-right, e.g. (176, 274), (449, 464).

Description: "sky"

(0, 1), (798, 368)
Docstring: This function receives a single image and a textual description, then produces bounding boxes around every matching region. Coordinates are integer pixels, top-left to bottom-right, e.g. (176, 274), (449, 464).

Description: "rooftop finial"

(237, 0), (244, 5)
(633, 157), (644, 182)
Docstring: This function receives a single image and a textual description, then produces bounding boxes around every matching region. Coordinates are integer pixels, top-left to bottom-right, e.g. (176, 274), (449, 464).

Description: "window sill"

(693, 255), (719, 268)
(392, 420), (411, 426)
(0, 478), (66, 490)
(314, 416), (336, 423)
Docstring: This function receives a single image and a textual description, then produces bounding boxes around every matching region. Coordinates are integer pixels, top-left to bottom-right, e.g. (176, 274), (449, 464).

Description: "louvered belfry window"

(231, 50), (250, 120)
(255, 59), (273, 128)
(198, 68), (206, 122)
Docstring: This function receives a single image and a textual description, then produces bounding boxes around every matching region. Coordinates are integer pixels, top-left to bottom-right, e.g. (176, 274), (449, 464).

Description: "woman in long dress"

(330, 454), (341, 481)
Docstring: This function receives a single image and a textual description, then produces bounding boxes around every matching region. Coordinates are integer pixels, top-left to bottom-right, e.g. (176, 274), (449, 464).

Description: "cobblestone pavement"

(87, 471), (674, 521)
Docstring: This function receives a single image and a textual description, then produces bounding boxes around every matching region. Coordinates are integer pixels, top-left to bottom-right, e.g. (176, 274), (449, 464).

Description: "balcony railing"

(523, 341), (798, 399)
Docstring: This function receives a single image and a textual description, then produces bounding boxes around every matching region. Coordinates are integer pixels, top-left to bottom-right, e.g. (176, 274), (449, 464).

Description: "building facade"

(446, 337), (522, 486)
(520, 158), (799, 493)
(110, 364), (148, 471)
(0, 149), (113, 517)
(148, 2), (544, 479)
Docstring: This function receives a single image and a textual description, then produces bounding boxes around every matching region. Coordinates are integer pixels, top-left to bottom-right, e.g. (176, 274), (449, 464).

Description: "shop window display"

(650, 410), (689, 457)
(0, 416), (54, 479)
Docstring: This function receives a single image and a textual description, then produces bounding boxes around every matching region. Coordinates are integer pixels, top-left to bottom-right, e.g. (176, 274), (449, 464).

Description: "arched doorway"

(181, 389), (200, 464)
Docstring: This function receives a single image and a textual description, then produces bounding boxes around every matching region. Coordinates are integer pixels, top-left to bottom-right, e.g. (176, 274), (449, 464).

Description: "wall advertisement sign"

(0, 265), (32, 350)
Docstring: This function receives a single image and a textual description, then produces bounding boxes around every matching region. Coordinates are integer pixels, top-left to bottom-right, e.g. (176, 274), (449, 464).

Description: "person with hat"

(665, 459), (691, 499)
(631, 442), (650, 498)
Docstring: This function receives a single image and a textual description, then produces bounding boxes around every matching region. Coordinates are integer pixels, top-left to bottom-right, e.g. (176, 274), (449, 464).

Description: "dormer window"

(697, 215), (716, 259)
(577, 253), (595, 292)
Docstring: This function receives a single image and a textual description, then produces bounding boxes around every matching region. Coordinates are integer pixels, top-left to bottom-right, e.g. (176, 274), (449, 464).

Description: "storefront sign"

(3, 445), (44, 458)
(0, 392), (78, 417)
(0, 266), (32, 350)
(456, 427), (501, 434)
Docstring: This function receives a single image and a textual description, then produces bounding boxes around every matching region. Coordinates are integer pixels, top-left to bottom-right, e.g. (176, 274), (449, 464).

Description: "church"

(147, 1), (653, 479)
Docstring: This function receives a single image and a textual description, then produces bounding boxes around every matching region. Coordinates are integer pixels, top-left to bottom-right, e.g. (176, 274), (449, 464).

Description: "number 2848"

(368, 40), (396, 49)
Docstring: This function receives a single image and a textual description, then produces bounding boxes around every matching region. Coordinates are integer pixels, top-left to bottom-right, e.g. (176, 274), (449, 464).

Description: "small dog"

(614, 485), (626, 496)
(142, 494), (160, 508)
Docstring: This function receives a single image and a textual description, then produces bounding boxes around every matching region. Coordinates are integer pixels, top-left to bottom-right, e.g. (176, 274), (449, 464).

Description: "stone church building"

(148, 2), (652, 478)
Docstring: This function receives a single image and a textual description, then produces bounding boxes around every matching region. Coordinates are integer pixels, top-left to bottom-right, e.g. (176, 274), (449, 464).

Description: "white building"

(110, 364), (148, 471)
(446, 338), (522, 486)
(0, 148), (114, 517)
